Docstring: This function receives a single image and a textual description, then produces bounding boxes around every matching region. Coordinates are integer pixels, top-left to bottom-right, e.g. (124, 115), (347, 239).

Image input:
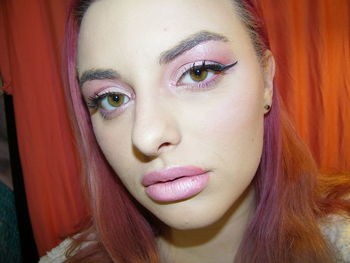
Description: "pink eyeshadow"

(168, 40), (236, 68)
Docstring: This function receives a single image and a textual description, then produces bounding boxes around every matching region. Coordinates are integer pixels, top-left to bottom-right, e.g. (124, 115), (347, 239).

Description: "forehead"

(77, 0), (248, 75)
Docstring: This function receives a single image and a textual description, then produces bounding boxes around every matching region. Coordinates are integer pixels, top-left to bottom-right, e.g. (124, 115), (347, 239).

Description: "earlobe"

(262, 50), (275, 113)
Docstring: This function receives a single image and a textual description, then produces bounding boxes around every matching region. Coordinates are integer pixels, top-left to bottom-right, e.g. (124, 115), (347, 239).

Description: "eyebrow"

(159, 30), (229, 64)
(79, 68), (120, 88)
(79, 30), (229, 88)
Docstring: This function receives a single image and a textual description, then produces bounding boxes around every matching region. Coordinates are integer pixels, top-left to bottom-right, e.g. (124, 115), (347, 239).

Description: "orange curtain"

(0, 0), (86, 256)
(261, 0), (350, 174)
(0, 0), (349, 256)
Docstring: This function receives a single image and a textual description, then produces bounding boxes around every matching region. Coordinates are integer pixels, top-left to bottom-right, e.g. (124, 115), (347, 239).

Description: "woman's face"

(77, 0), (274, 229)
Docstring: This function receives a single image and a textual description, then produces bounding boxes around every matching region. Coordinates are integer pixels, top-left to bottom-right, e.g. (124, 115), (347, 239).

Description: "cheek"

(217, 92), (263, 147)
(91, 116), (137, 185)
(209, 107), (263, 180)
(187, 81), (265, 159)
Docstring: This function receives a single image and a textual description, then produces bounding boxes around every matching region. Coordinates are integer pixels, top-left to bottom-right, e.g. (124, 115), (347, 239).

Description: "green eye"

(189, 68), (209, 82)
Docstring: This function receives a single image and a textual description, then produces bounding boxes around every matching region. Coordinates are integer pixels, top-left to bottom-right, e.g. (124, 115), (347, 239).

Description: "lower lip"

(145, 173), (209, 202)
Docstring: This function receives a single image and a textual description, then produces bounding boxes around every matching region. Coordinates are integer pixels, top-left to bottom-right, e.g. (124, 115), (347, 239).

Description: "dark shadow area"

(2, 92), (39, 263)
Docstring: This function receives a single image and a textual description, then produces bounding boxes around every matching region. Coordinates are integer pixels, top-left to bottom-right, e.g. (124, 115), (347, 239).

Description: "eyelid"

(94, 86), (133, 98)
(170, 60), (237, 90)
(82, 78), (134, 98)
(85, 85), (134, 119)
(171, 60), (224, 85)
(85, 85), (133, 104)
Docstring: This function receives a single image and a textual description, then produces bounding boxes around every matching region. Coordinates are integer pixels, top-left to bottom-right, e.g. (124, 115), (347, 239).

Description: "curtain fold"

(0, 0), (349, 256)
(0, 0), (87, 256)
(261, 0), (350, 173)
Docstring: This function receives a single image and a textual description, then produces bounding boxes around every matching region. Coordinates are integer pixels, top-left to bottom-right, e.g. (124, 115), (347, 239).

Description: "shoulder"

(39, 238), (72, 263)
(39, 234), (96, 263)
(320, 214), (350, 262)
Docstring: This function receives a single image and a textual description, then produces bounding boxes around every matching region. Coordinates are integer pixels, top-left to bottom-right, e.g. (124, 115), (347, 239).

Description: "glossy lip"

(142, 166), (210, 202)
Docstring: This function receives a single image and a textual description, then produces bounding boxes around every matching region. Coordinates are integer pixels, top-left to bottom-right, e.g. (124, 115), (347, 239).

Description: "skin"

(77, 0), (275, 262)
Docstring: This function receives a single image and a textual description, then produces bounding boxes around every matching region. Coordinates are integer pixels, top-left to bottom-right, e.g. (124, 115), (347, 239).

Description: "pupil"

(195, 69), (202, 76)
(107, 94), (122, 107)
(112, 95), (120, 102)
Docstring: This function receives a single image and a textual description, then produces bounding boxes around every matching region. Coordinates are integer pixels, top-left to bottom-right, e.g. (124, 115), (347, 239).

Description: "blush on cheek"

(192, 87), (264, 164)
(209, 94), (263, 134)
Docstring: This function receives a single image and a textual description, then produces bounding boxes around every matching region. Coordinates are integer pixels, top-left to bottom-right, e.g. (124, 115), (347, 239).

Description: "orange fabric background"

(0, 0), (86, 256)
(0, 0), (349, 256)
(261, 0), (350, 174)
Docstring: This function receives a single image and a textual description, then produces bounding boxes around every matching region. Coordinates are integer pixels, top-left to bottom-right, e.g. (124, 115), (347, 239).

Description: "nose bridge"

(132, 90), (180, 157)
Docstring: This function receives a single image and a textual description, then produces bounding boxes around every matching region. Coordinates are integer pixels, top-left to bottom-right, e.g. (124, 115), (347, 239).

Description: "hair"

(63, 0), (350, 262)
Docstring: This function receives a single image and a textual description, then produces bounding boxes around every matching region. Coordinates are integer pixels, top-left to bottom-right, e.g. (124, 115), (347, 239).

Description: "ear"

(262, 50), (275, 113)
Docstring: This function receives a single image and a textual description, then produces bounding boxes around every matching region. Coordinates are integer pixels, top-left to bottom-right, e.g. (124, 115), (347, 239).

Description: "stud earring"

(264, 104), (271, 111)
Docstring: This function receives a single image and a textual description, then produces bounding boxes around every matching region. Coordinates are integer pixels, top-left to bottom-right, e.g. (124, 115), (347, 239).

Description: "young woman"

(40, 0), (350, 262)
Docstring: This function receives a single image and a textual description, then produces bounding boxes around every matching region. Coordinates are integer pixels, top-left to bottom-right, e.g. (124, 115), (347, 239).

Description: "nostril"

(158, 142), (172, 152)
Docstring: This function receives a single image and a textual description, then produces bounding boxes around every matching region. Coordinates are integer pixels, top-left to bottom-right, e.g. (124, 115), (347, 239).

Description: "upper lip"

(142, 166), (207, 187)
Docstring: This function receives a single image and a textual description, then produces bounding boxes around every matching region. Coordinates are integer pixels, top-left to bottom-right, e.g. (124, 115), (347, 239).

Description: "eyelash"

(85, 60), (238, 119)
(175, 60), (238, 89)
(86, 90), (130, 120)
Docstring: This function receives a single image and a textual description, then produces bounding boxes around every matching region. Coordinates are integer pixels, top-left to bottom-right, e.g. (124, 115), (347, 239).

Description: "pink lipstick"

(142, 166), (209, 202)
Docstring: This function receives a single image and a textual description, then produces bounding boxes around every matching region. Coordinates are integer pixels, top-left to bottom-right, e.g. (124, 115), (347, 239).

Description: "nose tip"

(131, 104), (181, 158)
(132, 141), (175, 163)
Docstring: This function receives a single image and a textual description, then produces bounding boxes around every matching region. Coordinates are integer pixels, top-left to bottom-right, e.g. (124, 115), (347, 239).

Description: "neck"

(157, 186), (255, 263)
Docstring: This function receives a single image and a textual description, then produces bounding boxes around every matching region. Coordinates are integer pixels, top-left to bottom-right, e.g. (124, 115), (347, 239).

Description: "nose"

(131, 96), (181, 158)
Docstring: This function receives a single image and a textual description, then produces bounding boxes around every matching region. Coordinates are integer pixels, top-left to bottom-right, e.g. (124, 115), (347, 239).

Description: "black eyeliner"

(190, 60), (238, 73)
(220, 61), (238, 72)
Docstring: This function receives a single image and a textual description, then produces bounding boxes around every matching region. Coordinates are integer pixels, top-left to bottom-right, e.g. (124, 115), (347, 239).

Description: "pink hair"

(63, 0), (350, 262)
(64, 2), (159, 262)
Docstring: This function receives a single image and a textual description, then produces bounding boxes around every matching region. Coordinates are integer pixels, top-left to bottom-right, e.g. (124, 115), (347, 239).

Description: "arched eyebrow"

(159, 30), (229, 64)
(79, 31), (228, 88)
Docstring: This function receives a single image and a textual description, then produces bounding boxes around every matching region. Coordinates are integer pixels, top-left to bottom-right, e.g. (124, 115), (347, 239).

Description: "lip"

(142, 166), (209, 202)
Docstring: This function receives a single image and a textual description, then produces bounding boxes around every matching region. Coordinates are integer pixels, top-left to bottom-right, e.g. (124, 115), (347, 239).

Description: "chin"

(170, 217), (221, 231)
(146, 186), (255, 232)
(150, 201), (230, 231)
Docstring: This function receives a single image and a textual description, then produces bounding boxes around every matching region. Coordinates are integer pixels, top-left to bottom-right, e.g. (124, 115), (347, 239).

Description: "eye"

(87, 90), (131, 119)
(176, 60), (237, 88)
(99, 93), (130, 111)
(188, 66), (211, 82)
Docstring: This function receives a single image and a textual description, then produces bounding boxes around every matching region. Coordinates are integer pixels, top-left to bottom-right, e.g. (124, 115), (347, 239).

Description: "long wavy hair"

(63, 0), (350, 262)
